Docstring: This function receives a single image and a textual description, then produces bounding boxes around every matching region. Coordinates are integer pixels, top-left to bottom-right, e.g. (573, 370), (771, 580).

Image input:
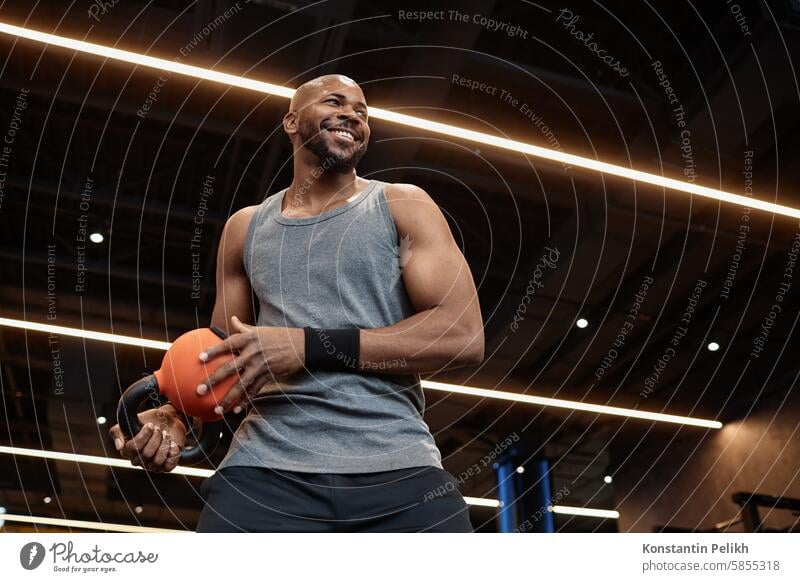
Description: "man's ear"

(283, 110), (298, 139)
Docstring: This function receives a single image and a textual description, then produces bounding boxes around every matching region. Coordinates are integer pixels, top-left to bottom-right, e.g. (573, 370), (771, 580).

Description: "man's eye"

(326, 98), (339, 104)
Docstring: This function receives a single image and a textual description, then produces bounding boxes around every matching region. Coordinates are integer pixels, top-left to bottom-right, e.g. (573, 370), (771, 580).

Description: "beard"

(299, 116), (367, 174)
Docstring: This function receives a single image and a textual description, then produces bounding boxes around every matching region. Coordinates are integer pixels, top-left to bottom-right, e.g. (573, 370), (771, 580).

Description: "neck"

(286, 151), (366, 210)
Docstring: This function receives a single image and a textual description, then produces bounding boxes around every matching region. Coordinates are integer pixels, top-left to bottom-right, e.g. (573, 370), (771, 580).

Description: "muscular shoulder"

(219, 205), (259, 263)
(383, 183), (443, 238)
(383, 182), (433, 204)
(225, 205), (259, 237)
(227, 204), (259, 230)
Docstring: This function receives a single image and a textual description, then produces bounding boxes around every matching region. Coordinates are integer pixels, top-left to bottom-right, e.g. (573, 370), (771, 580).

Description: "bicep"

(210, 208), (255, 332)
(402, 235), (477, 318)
(391, 187), (480, 320)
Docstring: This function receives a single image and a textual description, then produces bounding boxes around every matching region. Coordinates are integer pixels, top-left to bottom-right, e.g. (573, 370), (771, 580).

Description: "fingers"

(108, 424), (125, 453)
(162, 440), (180, 472)
(120, 422), (152, 459)
(197, 352), (249, 395)
(198, 331), (248, 363)
(211, 375), (244, 416)
(148, 430), (180, 472)
(231, 315), (253, 333)
(216, 366), (260, 415)
(140, 425), (164, 462)
(133, 427), (179, 473)
(121, 422), (161, 466)
(152, 431), (171, 466)
(132, 429), (181, 473)
(233, 373), (277, 414)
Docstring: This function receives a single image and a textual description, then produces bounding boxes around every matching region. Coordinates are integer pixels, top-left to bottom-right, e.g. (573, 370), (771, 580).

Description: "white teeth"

(330, 129), (355, 141)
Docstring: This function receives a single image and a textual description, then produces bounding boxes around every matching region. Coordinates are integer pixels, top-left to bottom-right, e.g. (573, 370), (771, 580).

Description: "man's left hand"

(196, 316), (305, 415)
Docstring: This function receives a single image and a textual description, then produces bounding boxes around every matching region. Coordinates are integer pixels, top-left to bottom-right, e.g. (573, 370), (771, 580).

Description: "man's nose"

(337, 106), (360, 123)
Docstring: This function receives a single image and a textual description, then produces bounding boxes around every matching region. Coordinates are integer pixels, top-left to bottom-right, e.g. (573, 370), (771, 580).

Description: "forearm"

(355, 306), (484, 374)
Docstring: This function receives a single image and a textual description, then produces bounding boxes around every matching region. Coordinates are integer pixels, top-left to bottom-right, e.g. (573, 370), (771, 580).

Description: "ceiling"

(1, 0), (799, 532)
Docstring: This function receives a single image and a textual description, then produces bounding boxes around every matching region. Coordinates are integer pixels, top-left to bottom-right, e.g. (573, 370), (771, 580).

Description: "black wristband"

(303, 327), (361, 371)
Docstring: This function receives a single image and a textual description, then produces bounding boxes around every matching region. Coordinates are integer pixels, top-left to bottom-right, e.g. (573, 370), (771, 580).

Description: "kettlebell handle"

(116, 375), (222, 466)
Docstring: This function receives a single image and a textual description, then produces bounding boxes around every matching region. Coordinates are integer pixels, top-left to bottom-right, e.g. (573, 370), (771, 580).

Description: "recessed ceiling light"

(134, 506), (143, 514)
(89, 232), (104, 244)
(707, 342), (720, 352)
(576, 318), (589, 328)
(604, 475), (613, 484)
(516, 466), (525, 474)
(43, 496), (52, 504)
(96, 416), (107, 425)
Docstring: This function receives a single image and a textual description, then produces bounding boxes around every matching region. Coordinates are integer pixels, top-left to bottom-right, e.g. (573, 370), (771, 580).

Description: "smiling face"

(285, 75), (370, 174)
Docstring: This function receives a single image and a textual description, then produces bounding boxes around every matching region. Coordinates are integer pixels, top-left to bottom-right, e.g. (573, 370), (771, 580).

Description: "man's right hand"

(108, 405), (188, 473)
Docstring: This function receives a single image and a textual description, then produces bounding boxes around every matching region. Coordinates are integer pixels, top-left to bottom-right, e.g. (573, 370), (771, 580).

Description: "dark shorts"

(196, 465), (473, 532)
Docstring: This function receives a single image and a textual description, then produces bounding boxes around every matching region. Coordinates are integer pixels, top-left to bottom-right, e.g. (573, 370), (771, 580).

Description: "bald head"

(289, 74), (362, 112)
(283, 73), (370, 172)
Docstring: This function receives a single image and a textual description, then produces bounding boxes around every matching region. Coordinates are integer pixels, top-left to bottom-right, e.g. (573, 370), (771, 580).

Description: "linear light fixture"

(0, 317), (171, 350)
(0, 513), (184, 533)
(463, 496), (501, 508)
(0, 445), (213, 477)
(421, 380), (722, 429)
(550, 505), (620, 519)
(0, 317), (723, 428)
(0, 445), (498, 508)
(0, 21), (797, 219)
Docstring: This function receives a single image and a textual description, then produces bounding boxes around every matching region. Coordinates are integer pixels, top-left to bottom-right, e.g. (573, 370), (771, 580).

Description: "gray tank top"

(217, 179), (443, 473)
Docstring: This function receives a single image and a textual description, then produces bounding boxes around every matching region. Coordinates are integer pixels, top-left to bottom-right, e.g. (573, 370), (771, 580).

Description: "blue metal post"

(532, 458), (555, 533)
(494, 458), (518, 532)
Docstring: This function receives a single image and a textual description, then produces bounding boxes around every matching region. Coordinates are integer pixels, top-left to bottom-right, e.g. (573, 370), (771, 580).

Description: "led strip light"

(0, 506), (618, 533)
(463, 497), (500, 508)
(549, 505), (620, 519)
(0, 506), (616, 533)
(0, 506), (619, 533)
(0, 317), (722, 428)
(0, 21), (797, 219)
(0, 317), (171, 350)
(422, 380), (722, 429)
(0, 445), (213, 478)
(0, 445), (497, 508)
(1, 445), (621, 515)
(0, 513), (184, 533)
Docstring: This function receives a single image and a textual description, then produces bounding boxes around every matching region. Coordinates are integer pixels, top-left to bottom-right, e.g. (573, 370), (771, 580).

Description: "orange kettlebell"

(116, 327), (241, 465)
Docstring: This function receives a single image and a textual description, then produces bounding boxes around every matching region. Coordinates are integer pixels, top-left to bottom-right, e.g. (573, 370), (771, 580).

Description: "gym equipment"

(733, 492), (800, 532)
(116, 327), (240, 465)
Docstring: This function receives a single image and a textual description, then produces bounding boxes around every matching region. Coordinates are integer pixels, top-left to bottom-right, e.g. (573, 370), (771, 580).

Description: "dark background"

(1, 0), (799, 532)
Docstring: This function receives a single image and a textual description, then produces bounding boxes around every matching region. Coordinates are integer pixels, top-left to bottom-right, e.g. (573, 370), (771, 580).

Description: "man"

(109, 74), (484, 532)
